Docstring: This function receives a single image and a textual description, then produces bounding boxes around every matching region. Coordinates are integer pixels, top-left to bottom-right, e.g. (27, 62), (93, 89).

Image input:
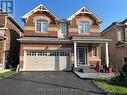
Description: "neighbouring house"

(101, 19), (127, 71)
(0, 9), (23, 69)
(18, 4), (111, 71)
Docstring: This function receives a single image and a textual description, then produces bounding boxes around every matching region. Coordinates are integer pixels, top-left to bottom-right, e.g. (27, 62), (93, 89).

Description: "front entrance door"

(77, 47), (88, 65)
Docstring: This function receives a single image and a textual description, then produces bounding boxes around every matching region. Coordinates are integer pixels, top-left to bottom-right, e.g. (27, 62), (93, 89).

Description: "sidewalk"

(74, 71), (115, 79)
(0, 69), (11, 73)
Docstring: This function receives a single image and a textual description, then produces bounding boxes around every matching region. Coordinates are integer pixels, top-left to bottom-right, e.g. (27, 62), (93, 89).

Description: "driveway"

(0, 71), (107, 95)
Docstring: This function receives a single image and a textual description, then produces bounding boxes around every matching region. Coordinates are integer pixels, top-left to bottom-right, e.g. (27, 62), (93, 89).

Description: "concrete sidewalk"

(0, 69), (11, 73)
(74, 71), (115, 79)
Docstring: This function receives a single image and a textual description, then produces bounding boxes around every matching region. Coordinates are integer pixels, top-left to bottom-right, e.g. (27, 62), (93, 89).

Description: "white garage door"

(24, 50), (70, 71)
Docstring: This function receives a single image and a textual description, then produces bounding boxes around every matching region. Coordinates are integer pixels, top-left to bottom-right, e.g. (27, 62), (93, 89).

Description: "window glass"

(36, 19), (48, 32)
(92, 46), (97, 56)
(79, 21), (90, 33)
(59, 23), (67, 35)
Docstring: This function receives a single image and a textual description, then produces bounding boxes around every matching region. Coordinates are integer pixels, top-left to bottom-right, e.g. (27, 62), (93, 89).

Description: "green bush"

(110, 64), (127, 87)
(122, 63), (127, 76)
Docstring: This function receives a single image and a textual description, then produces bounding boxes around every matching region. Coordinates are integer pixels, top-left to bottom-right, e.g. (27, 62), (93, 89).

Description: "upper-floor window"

(36, 19), (48, 32)
(78, 21), (90, 33)
(59, 23), (67, 35)
(58, 23), (67, 38)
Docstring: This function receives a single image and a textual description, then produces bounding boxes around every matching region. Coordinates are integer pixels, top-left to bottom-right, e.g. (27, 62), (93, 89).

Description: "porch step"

(73, 67), (96, 73)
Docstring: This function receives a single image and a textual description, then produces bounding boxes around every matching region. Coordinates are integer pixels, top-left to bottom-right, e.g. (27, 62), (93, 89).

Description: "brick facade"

(0, 14), (23, 69)
(19, 4), (103, 70)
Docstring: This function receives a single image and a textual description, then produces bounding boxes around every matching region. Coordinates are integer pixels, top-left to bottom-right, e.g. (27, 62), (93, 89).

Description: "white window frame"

(92, 46), (98, 57)
(35, 19), (48, 33)
(59, 23), (67, 36)
(78, 21), (90, 34)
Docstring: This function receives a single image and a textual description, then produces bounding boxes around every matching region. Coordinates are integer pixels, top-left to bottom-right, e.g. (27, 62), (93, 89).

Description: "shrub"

(110, 64), (127, 86)
(122, 63), (127, 76)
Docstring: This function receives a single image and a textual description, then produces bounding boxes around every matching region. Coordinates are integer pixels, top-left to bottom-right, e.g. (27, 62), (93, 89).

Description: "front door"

(78, 47), (88, 65)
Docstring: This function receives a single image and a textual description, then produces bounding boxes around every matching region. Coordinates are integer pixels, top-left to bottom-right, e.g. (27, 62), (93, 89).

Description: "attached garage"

(24, 50), (70, 71)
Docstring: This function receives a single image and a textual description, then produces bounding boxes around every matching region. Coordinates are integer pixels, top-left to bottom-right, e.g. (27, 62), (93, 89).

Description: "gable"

(67, 7), (102, 24)
(21, 4), (60, 22)
(26, 11), (56, 26)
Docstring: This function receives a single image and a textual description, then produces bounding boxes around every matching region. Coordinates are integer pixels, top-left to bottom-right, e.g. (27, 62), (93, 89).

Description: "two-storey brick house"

(101, 19), (127, 71)
(0, 9), (23, 69)
(18, 4), (110, 71)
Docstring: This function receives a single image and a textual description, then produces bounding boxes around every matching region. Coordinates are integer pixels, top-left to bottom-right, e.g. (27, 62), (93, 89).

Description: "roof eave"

(21, 4), (60, 22)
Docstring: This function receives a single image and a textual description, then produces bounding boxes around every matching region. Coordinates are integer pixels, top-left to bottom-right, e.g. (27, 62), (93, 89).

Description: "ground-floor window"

(92, 46), (97, 57)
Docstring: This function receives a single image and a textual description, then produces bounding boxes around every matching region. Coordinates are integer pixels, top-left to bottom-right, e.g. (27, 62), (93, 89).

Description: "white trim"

(21, 4), (60, 21)
(0, 27), (8, 30)
(74, 42), (77, 67)
(35, 19), (48, 33)
(67, 7), (102, 23)
(77, 47), (88, 65)
(105, 42), (109, 68)
(23, 50), (26, 71)
(78, 21), (91, 34)
(58, 23), (67, 38)
(23, 49), (71, 71)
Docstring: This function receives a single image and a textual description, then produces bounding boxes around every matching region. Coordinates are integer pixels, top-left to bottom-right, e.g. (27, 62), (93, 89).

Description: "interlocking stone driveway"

(0, 71), (107, 95)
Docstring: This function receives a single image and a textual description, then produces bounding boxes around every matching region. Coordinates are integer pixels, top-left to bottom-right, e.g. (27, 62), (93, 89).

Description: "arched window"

(36, 19), (48, 32)
(78, 21), (90, 33)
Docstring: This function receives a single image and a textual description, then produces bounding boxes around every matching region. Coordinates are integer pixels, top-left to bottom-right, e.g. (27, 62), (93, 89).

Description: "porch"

(72, 36), (111, 68)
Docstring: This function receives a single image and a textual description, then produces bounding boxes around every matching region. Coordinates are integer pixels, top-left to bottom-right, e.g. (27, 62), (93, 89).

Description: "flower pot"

(108, 67), (112, 73)
(96, 67), (100, 73)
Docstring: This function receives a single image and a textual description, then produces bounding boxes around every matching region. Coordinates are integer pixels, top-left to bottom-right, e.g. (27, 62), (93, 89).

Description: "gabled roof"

(101, 18), (127, 35)
(121, 18), (127, 25)
(21, 4), (60, 21)
(67, 7), (103, 23)
(0, 8), (23, 32)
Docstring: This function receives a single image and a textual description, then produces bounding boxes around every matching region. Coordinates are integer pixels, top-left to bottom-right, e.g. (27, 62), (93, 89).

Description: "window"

(92, 46), (97, 57)
(36, 19), (48, 32)
(78, 21), (90, 33)
(59, 23), (67, 35)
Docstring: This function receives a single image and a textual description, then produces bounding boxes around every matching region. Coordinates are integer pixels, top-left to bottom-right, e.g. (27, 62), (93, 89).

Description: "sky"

(13, 0), (127, 32)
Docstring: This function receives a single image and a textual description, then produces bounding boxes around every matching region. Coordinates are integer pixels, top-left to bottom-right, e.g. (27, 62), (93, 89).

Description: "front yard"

(0, 71), (16, 79)
(94, 78), (127, 95)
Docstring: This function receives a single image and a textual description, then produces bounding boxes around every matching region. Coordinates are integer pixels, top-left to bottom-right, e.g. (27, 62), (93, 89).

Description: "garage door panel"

(25, 50), (70, 71)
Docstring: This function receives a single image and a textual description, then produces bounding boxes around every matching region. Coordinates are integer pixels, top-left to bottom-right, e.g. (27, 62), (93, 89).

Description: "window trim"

(92, 46), (98, 57)
(59, 23), (67, 36)
(78, 21), (90, 34)
(35, 19), (48, 33)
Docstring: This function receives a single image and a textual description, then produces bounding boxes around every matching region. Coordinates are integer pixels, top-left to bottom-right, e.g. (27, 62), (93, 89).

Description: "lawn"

(0, 71), (16, 78)
(93, 78), (127, 95)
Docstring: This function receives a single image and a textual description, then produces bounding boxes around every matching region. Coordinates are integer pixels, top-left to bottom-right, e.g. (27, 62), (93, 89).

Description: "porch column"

(74, 42), (77, 67)
(105, 42), (109, 68)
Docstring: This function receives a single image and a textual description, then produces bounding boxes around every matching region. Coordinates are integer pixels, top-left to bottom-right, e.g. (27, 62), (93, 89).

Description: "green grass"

(0, 71), (16, 78)
(93, 78), (127, 95)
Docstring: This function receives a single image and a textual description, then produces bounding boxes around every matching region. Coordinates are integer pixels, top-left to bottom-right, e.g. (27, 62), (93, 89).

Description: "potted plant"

(95, 62), (100, 73)
(108, 62), (113, 73)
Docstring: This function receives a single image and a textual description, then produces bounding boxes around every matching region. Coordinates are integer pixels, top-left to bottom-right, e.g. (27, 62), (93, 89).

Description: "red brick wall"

(19, 43), (101, 69)
(24, 11), (58, 37)
(4, 18), (22, 67)
(68, 14), (100, 37)
(23, 11), (100, 37)
(0, 41), (4, 65)
(0, 17), (5, 26)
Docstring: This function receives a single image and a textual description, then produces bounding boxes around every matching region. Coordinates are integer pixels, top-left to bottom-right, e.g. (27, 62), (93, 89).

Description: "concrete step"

(73, 67), (96, 73)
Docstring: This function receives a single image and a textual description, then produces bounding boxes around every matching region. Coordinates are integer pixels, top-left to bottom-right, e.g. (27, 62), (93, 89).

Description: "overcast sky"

(14, 0), (127, 32)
